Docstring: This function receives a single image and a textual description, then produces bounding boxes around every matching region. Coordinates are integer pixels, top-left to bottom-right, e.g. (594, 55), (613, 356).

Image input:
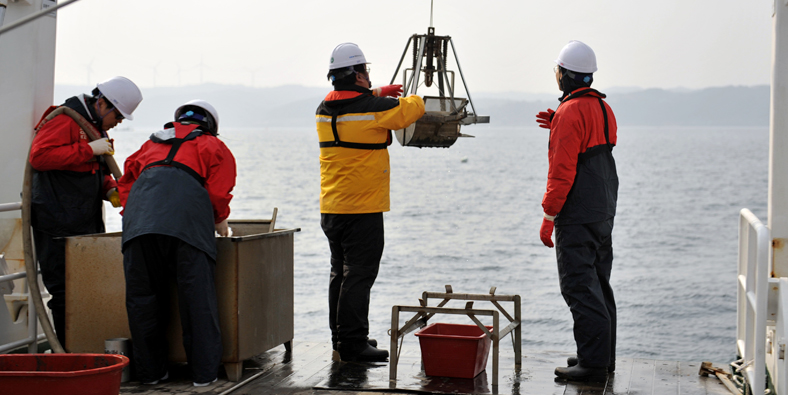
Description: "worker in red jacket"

(536, 41), (618, 383)
(29, 76), (142, 349)
(117, 100), (235, 387)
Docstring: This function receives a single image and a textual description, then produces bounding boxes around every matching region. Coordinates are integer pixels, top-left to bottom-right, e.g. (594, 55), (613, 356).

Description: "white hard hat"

(175, 99), (219, 131)
(329, 42), (369, 70)
(554, 40), (598, 73)
(96, 76), (142, 120)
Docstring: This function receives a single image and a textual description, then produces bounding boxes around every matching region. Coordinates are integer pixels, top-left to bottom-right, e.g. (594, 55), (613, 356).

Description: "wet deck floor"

(120, 341), (735, 395)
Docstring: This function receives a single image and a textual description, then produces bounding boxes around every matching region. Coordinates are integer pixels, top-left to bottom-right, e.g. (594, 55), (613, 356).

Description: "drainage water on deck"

(119, 341), (734, 395)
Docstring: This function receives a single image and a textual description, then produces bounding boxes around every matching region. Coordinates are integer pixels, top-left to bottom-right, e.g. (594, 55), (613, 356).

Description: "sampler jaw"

(395, 96), (489, 148)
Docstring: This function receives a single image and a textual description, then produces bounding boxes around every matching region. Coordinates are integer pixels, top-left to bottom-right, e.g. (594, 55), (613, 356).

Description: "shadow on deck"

(120, 341), (734, 395)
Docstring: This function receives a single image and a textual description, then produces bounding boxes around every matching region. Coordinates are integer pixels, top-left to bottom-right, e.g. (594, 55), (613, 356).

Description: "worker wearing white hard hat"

(326, 42), (406, 98)
(534, 41), (619, 383)
(28, 76), (143, 348)
(118, 99), (236, 387)
(174, 99), (220, 136)
(97, 76), (143, 121)
(317, 42), (425, 363)
(555, 40), (598, 73)
(329, 42), (370, 70)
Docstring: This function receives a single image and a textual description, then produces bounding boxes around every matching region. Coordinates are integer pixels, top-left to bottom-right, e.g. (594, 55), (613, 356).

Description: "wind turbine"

(85, 59), (94, 85)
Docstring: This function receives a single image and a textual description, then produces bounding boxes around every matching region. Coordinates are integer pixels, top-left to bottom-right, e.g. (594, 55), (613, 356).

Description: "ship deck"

(119, 341), (735, 395)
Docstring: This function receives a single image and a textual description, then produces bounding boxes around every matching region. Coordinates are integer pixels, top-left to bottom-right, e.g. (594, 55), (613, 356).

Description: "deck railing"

(737, 208), (769, 394)
(0, 201), (45, 354)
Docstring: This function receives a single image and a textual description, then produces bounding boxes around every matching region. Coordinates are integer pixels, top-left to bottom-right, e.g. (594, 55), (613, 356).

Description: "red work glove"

(373, 84), (403, 98)
(535, 108), (555, 129)
(540, 215), (555, 248)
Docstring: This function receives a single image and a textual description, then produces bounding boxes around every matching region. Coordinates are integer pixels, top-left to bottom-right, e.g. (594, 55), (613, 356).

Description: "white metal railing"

(0, 202), (21, 212)
(0, 201), (44, 354)
(0, 268), (44, 353)
(737, 208), (770, 394)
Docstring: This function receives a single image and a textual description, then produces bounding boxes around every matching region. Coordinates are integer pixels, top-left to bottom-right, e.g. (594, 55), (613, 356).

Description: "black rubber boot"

(555, 364), (608, 383)
(332, 338), (377, 351)
(567, 356), (615, 373)
(339, 343), (388, 362)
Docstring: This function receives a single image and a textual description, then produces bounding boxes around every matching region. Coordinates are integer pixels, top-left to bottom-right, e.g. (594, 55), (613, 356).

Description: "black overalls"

(121, 123), (221, 384)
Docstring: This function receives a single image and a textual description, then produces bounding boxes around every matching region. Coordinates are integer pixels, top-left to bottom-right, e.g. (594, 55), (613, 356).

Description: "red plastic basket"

(415, 322), (493, 378)
(0, 353), (129, 395)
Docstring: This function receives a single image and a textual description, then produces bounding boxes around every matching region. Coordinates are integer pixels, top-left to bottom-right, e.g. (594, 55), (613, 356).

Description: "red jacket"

(118, 123), (236, 223)
(29, 110), (116, 194)
(543, 88), (617, 218)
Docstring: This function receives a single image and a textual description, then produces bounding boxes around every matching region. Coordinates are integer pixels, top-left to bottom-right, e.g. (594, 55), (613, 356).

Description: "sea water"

(104, 125), (768, 364)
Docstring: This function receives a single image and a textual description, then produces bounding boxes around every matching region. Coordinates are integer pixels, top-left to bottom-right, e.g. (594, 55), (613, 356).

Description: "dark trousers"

(32, 228), (67, 349)
(123, 234), (222, 384)
(555, 218), (616, 369)
(321, 213), (384, 353)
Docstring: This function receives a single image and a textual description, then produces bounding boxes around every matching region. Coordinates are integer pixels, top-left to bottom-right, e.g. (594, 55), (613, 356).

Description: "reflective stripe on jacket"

(316, 85), (425, 214)
(543, 88), (618, 225)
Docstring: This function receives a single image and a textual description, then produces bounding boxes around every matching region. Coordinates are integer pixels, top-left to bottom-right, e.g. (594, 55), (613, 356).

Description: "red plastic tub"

(0, 353), (129, 395)
(415, 322), (493, 378)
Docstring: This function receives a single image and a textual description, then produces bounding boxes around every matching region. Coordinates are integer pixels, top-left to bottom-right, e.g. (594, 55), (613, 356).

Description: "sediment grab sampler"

(390, 25), (489, 148)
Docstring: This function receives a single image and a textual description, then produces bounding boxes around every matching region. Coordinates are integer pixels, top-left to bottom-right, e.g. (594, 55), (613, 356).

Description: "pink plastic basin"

(0, 353), (129, 395)
(415, 322), (493, 379)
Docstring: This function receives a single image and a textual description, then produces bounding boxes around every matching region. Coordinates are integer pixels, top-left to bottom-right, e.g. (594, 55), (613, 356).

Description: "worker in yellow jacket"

(316, 42), (425, 362)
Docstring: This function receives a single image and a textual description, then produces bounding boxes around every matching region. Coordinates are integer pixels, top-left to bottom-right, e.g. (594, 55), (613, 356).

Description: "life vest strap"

(141, 129), (206, 185)
(318, 108), (388, 150)
(598, 97), (612, 151)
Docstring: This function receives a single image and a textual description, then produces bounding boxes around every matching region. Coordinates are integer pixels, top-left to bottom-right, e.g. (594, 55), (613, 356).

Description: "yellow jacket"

(316, 85), (425, 214)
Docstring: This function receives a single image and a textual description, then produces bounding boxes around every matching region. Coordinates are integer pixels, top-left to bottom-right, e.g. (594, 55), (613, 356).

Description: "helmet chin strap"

(98, 107), (114, 122)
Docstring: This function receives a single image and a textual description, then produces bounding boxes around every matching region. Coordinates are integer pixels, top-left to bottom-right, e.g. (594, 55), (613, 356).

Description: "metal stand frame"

(389, 285), (521, 388)
(390, 28), (486, 124)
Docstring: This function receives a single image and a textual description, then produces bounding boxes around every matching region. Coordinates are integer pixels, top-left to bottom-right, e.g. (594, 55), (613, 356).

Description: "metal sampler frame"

(389, 27), (489, 126)
(389, 285), (521, 388)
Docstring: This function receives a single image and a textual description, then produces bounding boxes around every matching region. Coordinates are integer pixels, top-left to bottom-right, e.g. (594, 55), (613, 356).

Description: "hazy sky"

(52, 0), (773, 94)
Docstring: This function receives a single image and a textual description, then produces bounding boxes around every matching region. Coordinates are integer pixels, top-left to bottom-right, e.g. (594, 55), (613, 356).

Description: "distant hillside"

(480, 85), (769, 127)
(609, 86), (769, 126)
(55, 84), (769, 129)
(55, 84), (326, 130)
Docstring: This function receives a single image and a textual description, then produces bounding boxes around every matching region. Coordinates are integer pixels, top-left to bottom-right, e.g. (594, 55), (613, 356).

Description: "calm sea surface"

(104, 124), (768, 364)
